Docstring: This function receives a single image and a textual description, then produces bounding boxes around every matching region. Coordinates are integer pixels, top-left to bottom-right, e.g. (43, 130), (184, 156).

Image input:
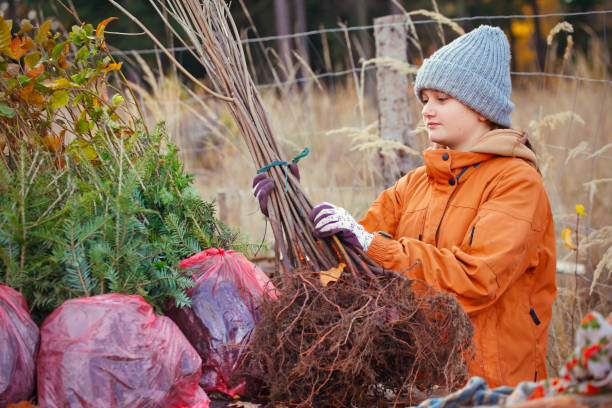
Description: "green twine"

(257, 147), (310, 192)
(257, 147), (310, 174)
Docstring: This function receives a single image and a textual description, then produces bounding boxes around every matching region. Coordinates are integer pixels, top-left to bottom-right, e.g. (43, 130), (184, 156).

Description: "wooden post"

(217, 192), (228, 224)
(374, 14), (417, 188)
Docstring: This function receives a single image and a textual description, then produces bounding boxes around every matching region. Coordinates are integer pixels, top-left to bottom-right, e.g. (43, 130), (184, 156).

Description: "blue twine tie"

(257, 147), (310, 192)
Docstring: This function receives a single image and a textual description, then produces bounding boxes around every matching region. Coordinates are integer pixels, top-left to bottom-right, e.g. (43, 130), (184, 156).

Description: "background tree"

(274, 0), (291, 78)
(13, 0), (610, 86)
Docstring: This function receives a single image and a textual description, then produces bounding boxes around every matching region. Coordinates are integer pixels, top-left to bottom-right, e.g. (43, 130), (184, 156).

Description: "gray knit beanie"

(414, 25), (514, 127)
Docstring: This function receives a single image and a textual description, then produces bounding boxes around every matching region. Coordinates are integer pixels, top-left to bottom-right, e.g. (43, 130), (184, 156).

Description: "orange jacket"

(361, 129), (557, 387)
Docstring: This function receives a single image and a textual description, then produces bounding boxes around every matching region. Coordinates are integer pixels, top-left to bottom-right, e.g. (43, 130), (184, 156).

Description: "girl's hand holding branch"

(309, 203), (373, 251)
(252, 163), (300, 217)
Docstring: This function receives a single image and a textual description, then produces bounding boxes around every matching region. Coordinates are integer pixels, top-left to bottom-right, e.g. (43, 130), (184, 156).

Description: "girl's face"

(421, 89), (491, 151)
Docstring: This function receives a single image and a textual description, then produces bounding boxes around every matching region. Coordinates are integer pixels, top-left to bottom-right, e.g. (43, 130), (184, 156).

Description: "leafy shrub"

(0, 17), (239, 318)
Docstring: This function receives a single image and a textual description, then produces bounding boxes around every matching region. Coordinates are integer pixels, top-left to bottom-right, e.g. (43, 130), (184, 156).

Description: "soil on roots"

(243, 269), (474, 407)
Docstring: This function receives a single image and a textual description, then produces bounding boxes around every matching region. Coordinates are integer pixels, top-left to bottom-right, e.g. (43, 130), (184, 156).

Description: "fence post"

(217, 192), (228, 224)
(374, 14), (416, 188)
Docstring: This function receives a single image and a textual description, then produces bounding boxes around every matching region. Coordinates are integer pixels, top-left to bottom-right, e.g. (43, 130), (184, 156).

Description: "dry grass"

(124, 14), (611, 381)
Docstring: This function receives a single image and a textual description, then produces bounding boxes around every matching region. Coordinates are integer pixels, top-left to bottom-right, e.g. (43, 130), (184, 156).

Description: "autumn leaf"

(9, 37), (26, 59)
(104, 62), (122, 74)
(51, 40), (69, 60)
(20, 83), (44, 105)
(228, 402), (261, 408)
(24, 51), (41, 68)
(17, 19), (33, 35)
(561, 228), (575, 250)
(42, 134), (63, 153)
(50, 90), (70, 109)
(0, 17), (12, 51)
(5, 36), (34, 60)
(75, 118), (91, 134)
(57, 53), (68, 69)
(44, 78), (76, 90)
(575, 204), (587, 217)
(68, 138), (98, 161)
(320, 263), (345, 287)
(21, 36), (35, 53)
(35, 20), (51, 45)
(96, 17), (118, 39)
(6, 399), (38, 408)
(112, 93), (124, 105)
(25, 61), (44, 78)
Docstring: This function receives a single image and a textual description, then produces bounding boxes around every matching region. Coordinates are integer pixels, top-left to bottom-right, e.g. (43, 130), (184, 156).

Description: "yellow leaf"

(561, 228), (575, 250)
(50, 90), (69, 109)
(17, 19), (33, 35)
(96, 17), (118, 39)
(320, 263), (345, 287)
(68, 138), (98, 162)
(35, 20), (51, 45)
(45, 78), (76, 90)
(575, 204), (587, 217)
(24, 51), (41, 68)
(17, 18), (34, 35)
(0, 17), (12, 51)
(104, 61), (122, 74)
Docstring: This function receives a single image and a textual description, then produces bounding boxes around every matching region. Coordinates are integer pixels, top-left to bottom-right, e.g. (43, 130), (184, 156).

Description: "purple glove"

(252, 164), (300, 217)
(308, 202), (373, 251)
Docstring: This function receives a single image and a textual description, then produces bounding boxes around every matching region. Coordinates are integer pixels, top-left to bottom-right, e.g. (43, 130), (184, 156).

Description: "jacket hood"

(469, 129), (537, 169)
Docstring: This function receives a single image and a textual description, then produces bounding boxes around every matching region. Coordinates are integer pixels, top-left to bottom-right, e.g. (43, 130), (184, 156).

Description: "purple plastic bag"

(37, 293), (210, 408)
(0, 285), (39, 406)
(167, 248), (276, 397)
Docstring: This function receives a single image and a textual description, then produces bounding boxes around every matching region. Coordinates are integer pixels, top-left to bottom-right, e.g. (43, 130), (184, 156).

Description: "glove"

(308, 202), (374, 251)
(252, 163), (300, 217)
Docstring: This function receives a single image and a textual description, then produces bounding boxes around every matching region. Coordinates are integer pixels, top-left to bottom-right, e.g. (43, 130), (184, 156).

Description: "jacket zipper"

(434, 184), (460, 246)
(418, 213), (426, 241)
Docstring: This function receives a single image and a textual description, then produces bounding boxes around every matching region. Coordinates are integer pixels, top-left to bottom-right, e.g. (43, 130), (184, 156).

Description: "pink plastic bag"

(0, 285), (39, 406)
(167, 248), (276, 397)
(37, 293), (210, 408)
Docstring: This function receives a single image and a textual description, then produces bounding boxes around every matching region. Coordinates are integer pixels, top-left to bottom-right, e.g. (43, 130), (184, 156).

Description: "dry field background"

(124, 15), (611, 377)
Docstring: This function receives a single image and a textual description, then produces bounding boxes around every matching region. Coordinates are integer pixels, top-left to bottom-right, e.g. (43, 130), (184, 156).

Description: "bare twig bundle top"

(119, 0), (387, 276)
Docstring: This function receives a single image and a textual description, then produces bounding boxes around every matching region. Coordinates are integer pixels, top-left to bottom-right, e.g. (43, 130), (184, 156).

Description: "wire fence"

(119, 9), (611, 288)
(109, 9), (612, 54)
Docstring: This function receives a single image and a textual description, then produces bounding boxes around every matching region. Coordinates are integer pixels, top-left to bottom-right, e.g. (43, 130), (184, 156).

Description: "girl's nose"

(422, 103), (434, 118)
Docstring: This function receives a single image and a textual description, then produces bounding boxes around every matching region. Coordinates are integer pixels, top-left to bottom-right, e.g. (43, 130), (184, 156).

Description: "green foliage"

(0, 17), (241, 318)
(0, 15), (128, 158)
(0, 124), (238, 317)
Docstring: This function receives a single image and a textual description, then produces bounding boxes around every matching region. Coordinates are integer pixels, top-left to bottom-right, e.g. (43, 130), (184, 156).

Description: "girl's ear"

(478, 114), (488, 122)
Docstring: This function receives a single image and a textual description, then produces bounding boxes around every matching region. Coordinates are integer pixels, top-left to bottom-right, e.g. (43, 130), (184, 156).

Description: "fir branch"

(27, 184), (75, 231)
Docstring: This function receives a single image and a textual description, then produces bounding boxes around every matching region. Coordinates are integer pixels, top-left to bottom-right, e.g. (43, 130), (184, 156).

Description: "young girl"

(254, 25), (557, 388)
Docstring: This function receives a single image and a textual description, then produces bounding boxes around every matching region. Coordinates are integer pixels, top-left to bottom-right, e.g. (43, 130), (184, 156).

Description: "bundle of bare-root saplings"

(246, 270), (473, 406)
(110, 0), (475, 405)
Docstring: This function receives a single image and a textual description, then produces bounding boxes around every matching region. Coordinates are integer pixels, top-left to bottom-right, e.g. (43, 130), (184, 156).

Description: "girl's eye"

(437, 97), (447, 102)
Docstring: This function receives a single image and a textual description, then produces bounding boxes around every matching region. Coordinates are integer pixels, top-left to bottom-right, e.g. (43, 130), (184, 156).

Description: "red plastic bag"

(37, 293), (210, 408)
(0, 285), (39, 406)
(167, 248), (276, 397)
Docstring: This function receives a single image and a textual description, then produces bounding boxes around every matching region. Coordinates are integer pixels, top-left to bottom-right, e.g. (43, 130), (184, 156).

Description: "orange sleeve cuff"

(366, 233), (393, 266)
